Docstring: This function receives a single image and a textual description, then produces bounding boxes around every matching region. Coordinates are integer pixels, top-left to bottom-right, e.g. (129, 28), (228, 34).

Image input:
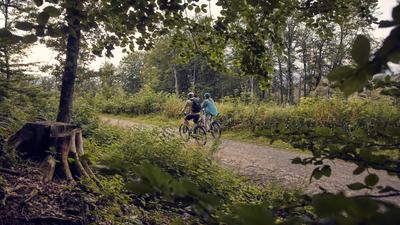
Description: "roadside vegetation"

(98, 88), (400, 157)
(1, 0), (400, 224)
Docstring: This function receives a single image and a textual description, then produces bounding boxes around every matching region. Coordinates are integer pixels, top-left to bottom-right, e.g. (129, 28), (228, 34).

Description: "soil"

(101, 116), (400, 205)
(0, 163), (88, 225)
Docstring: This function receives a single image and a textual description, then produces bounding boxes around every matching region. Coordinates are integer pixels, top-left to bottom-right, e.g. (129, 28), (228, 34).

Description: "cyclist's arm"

(201, 100), (208, 109)
(180, 100), (190, 114)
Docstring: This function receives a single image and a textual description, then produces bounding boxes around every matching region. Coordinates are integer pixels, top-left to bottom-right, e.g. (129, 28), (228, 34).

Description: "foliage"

(86, 125), (302, 223)
(163, 95), (185, 119)
(71, 95), (100, 137)
(0, 89), (57, 137)
(219, 97), (400, 175)
(99, 86), (168, 115)
(80, 176), (141, 225)
(328, 4), (400, 97)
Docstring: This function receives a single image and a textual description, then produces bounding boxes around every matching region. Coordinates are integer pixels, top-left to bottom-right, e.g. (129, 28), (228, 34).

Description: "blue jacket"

(202, 99), (219, 116)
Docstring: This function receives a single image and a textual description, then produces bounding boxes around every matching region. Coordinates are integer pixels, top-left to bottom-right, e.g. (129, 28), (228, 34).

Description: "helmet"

(204, 93), (210, 98)
(187, 92), (194, 98)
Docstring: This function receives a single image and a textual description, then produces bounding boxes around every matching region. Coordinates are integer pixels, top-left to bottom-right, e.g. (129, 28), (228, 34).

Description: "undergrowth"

(85, 125), (304, 224)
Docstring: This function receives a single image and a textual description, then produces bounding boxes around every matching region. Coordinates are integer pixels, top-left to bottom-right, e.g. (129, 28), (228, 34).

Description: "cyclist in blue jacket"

(201, 93), (219, 131)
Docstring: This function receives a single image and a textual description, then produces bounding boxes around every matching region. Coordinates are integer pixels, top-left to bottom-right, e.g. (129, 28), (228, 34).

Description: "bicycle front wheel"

(210, 121), (221, 139)
(179, 124), (190, 141)
(193, 126), (207, 145)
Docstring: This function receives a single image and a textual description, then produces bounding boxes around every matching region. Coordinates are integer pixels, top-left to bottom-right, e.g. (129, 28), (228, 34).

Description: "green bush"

(86, 125), (301, 222)
(217, 96), (400, 147)
(100, 86), (170, 115)
(162, 95), (184, 118)
(125, 87), (164, 114)
(72, 95), (100, 137)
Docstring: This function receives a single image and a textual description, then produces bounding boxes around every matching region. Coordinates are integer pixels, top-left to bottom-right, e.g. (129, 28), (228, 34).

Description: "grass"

(100, 113), (309, 154)
(100, 113), (181, 128)
(222, 129), (311, 154)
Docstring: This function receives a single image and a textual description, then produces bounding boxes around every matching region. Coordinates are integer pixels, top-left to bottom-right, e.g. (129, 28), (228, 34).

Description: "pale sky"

(20, 0), (400, 74)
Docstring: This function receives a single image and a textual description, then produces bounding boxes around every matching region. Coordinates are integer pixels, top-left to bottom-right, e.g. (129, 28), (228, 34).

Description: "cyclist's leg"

(204, 114), (211, 131)
(202, 113), (207, 130)
(193, 114), (200, 126)
(184, 114), (193, 127)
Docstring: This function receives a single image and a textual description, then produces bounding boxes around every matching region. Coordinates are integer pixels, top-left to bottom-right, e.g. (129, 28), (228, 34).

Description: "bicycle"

(179, 113), (207, 145)
(203, 114), (222, 139)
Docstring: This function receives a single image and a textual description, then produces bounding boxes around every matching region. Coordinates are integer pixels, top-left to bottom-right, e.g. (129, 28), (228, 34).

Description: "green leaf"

(291, 157), (302, 164)
(221, 203), (274, 225)
(327, 66), (355, 82)
(15, 22), (35, 31)
(37, 12), (50, 25)
(351, 35), (371, 66)
(44, 6), (61, 17)
(341, 70), (370, 96)
(195, 6), (201, 14)
(347, 182), (366, 190)
(187, 5), (193, 10)
(34, 0), (43, 7)
(365, 173), (379, 187)
(321, 165), (332, 177)
(311, 168), (323, 181)
(353, 165), (366, 175)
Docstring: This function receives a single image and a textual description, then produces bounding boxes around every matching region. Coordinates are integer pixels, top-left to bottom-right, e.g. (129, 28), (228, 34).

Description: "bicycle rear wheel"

(193, 126), (207, 145)
(179, 124), (190, 141)
(210, 121), (221, 139)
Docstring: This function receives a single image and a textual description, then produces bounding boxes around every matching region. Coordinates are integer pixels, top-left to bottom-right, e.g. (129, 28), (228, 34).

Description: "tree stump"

(8, 121), (95, 183)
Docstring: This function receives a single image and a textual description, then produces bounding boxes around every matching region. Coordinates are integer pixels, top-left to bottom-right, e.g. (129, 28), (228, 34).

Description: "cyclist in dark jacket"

(180, 92), (201, 126)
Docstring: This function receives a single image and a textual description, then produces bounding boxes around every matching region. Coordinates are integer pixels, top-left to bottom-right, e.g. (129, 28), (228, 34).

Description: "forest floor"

(100, 115), (400, 205)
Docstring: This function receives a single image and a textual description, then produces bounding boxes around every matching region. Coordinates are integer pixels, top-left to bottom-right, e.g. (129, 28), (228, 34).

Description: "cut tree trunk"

(8, 121), (96, 183)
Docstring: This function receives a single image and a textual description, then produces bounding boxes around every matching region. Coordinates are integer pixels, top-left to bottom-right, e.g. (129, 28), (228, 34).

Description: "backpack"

(190, 97), (202, 113)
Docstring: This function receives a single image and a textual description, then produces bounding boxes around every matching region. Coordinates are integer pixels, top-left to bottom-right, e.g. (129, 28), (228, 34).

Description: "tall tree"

(0, 0), (35, 98)
(4, 0), (206, 122)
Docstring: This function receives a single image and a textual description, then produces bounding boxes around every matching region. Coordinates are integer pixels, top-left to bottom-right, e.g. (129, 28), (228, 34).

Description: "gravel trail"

(101, 116), (400, 204)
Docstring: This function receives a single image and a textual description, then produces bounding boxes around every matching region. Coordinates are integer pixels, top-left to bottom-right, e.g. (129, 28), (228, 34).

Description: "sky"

(19, 0), (400, 74)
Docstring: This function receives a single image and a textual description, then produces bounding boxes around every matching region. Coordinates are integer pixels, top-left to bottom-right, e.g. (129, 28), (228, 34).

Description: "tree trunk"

(302, 43), (308, 97)
(57, 6), (82, 123)
(249, 76), (254, 100)
(277, 55), (284, 105)
(173, 66), (179, 97)
(3, 0), (10, 82)
(298, 77), (302, 103)
(331, 23), (345, 70)
(315, 41), (324, 89)
(286, 20), (295, 105)
(192, 62), (196, 91)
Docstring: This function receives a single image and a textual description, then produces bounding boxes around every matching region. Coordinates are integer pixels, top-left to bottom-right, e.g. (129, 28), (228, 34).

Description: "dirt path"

(100, 116), (400, 204)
